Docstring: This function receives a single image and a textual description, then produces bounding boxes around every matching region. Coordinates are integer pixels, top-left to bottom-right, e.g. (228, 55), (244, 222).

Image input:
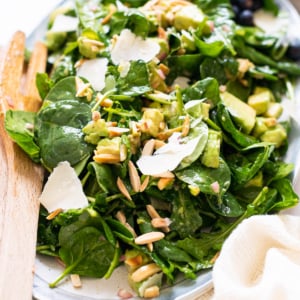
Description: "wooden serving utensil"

(0, 31), (47, 300)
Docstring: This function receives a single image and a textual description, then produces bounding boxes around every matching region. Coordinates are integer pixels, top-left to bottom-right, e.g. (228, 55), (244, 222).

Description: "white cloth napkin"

(212, 214), (300, 300)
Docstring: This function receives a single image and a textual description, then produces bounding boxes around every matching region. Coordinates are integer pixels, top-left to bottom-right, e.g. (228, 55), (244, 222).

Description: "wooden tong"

(0, 31), (47, 300)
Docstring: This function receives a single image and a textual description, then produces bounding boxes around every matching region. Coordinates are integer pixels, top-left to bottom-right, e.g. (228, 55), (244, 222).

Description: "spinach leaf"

(170, 188), (202, 239)
(87, 162), (118, 193)
(176, 157), (231, 196)
(4, 110), (40, 162)
(45, 76), (92, 102)
(35, 99), (93, 169)
(50, 226), (115, 287)
(226, 143), (274, 186)
(117, 60), (152, 96)
(205, 192), (245, 217)
(182, 77), (221, 107)
(179, 119), (209, 169)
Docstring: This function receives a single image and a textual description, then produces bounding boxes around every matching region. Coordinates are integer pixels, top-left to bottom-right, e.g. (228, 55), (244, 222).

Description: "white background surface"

(0, 0), (62, 46)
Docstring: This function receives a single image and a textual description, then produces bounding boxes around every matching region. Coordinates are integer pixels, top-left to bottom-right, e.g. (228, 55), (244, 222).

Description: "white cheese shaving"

(39, 161), (88, 213)
(76, 58), (108, 91)
(49, 15), (79, 33)
(136, 132), (199, 176)
(110, 29), (160, 65)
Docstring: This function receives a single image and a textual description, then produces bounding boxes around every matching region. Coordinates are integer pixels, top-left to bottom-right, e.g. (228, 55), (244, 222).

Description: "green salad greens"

(5, 0), (300, 298)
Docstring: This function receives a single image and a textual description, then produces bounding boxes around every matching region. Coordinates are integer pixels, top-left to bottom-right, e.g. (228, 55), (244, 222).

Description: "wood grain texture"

(0, 31), (46, 300)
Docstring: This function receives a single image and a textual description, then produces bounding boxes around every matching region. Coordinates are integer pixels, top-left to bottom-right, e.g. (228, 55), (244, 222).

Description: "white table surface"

(0, 0), (62, 46)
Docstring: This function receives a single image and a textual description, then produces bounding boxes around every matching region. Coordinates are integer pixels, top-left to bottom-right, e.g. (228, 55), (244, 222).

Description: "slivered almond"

(128, 160), (141, 193)
(134, 231), (164, 245)
(181, 115), (190, 137)
(157, 177), (174, 190)
(147, 242), (154, 252)
(116, 211), (126, 224)
(125, 255), (143, 268)
(119, 144), (127, 162)
(46, 208), (63, 220)
(143, 285), (160, 298)
(142, 139), (155, 156)
(108, 127), (130, 137)
(131, 263), (161, 283)
(140, 175), (150, 192)
(93, 153), (120, 164)
(146, 204), (160, 219)
(125, 222), (137, 237)
(70, 274), (82, 288)
(117, 177), (132, 201)
(151, 217), (171, 229)
(92, 111), (101, 121)
(100, 98), (113, 107)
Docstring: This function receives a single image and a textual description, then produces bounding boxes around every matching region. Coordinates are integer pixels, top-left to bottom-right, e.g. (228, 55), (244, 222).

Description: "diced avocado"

(220, 91), (256, 134)
(45, 31), (67, 52)
(259, 124), (287, 148)
(263, 102), (283, 119)
(184, 100), (210, 119)
(248, 90), (272, 115)
(95, 136), (121, 156)
(201, 129), (222, 168)
(181, 30), (196, 52)
(173, 5), (205, 30)
(252, 117), (268, 138)
(141, 108), (164, 137)
(78, 37), (105, 59)
(244, 171), (263, 188)
(83, 119), (109, 144)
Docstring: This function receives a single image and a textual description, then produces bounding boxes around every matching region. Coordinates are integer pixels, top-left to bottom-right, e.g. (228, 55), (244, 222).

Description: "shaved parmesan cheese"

(39, 161), (88, 212)
(50, 15), (79, 32)
(110, 29), (160, 65)
(76, 58), (108, 91)
(136, 132), (199, 176)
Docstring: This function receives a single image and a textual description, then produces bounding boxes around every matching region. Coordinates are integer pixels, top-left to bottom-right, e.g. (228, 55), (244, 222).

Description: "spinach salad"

(5, 0), (300, 298)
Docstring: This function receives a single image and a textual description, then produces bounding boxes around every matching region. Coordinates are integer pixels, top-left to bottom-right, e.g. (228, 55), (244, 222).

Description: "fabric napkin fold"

(212, 214), (300, 300)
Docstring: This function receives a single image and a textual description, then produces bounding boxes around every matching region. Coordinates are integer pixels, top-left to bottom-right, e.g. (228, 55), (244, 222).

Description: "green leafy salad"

(5, 0), (300, 298)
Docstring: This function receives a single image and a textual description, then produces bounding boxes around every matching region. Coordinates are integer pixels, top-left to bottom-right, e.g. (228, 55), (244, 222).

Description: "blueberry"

(232, 5), (240, 17)
(286, 39), (300, 61)
(252, 0), (263, 10)
(237, 9), (254, 26)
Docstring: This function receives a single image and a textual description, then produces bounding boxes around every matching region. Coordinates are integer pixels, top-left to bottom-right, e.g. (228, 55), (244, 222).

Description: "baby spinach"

(176, 157), (231, 196)
(50, 226), (115, 287)
(4, 110), (40, 162)
(35, 99), (93, 169)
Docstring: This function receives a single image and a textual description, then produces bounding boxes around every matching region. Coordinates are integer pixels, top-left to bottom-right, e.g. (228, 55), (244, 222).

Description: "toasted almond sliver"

(93, 153), (120, 164)
(142, 139), (156, 156)
(115, 210), (126, 224)
(117, 177), (132, 201)
(146, 204), (160, 219)
(151, 217), (170, 229)
(70, 274), (82, 288)
(134, 231), (165, 245)
(147, 242), (154, 252)
(128, 160), (141, 193)
(46, 208), (63, 220)
(140, 175), (150, 192)
(157, 177), (174, 190)
(131, 263), (161, 283)
(143, 285), (160, 298)
(181, 115), (190, 137)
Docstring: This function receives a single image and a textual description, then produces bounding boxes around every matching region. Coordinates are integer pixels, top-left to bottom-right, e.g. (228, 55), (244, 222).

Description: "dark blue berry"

(286, 39), (300, 61)
(238, 9), (254, 26)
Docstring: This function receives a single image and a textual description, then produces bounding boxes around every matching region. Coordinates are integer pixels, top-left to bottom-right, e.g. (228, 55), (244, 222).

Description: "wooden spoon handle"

(0, 31), (46, 300)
